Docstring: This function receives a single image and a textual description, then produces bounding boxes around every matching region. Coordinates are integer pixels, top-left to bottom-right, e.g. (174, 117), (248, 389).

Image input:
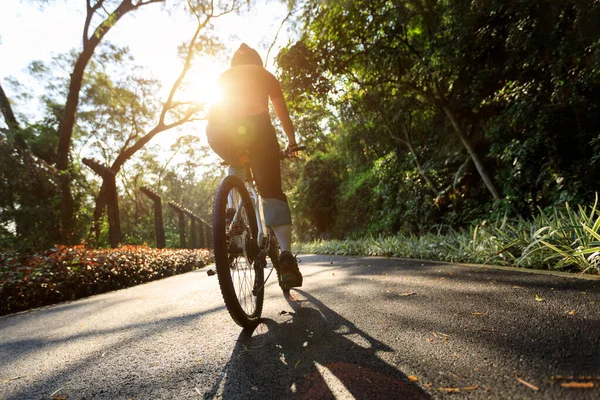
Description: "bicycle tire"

(213, 175), (264, 329)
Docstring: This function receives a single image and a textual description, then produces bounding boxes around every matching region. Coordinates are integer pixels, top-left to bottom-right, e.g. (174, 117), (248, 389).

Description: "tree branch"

(0, 81), (19, 131)
(265, 8), (294, 67)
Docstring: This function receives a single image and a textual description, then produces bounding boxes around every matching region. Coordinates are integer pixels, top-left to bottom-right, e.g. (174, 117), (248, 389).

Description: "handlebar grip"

(281, 145), (306, 159)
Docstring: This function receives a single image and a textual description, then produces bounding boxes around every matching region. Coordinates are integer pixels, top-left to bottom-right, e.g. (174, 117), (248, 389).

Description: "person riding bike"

(206, 43), (302, 290)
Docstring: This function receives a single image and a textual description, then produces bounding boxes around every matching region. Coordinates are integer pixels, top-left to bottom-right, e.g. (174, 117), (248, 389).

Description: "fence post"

(140, 186), (165, 249)
(168, 201), (211, 249)
(190, 217), (197, 249)
(168, 202), (186, 249)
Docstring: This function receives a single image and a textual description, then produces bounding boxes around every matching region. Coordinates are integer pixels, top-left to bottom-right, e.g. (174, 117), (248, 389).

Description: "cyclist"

(206, 43), (302, 290)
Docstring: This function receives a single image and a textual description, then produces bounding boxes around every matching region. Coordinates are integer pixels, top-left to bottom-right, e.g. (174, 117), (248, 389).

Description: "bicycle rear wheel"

(213, 175), (264, 329)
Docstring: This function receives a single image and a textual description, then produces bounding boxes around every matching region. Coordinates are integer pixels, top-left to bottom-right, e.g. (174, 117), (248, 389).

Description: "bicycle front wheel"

(213, 175), (264, 329)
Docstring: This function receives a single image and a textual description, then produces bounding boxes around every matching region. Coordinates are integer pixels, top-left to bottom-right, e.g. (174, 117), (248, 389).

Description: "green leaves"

(296, 195), (600, 274)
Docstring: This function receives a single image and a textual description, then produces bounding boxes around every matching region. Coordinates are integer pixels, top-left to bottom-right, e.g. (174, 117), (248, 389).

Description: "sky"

(0, 0), (296, 163)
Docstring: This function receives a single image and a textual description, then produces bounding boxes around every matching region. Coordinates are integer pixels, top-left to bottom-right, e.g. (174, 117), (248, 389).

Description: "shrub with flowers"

(0, 245), (212, 315)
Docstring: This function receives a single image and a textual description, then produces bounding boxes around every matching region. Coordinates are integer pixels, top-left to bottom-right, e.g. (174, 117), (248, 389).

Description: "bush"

(0, 245), (212, 315)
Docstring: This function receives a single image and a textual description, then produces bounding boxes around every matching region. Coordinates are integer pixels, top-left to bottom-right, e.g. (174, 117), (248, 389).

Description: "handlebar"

(281, 145), (306, 159)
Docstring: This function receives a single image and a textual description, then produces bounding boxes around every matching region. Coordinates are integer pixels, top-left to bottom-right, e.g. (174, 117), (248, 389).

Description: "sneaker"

(279, 251), (302, 289)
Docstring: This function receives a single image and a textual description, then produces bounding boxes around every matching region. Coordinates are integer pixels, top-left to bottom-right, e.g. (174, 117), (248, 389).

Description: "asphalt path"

(1, 255), (599, 399)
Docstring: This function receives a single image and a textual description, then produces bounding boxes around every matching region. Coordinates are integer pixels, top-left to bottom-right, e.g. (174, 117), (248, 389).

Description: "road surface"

(1, 254), (599, 399)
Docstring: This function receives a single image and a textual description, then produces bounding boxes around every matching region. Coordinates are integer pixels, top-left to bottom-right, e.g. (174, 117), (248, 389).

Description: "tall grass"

(295, 196), (600, 274)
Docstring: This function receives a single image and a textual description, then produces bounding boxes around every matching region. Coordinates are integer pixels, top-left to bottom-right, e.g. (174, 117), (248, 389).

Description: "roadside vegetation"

(296, 197), (600, 275)
(281, 0), (600, 277)
(0, 245), (211, 316)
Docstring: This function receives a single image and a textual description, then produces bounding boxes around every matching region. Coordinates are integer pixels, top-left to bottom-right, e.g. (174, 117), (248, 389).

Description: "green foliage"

(0, 135), (61, 251)
(0, 245), (211, 315)
(293, 152), (342, 239)
(280, 0), (600, 240)
(296, 197), (600, 275)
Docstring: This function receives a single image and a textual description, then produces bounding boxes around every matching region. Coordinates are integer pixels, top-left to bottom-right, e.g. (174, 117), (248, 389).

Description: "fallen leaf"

(513, 285), (522, 288)
(399, 292), (416, 297)
(50, 387), (65, 398)
(471, 312), (488, 317)
(535, 294), (543, 302)
(568, 310), (575, 315)
(461, 385), (479, 391)
(408, 376), (419, 382)
(560, 382), (594, 389)
(516, 377), (539, 391)
(438, 387), (460, 393)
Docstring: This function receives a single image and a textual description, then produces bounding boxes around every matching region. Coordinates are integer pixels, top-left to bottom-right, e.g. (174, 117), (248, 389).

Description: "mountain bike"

(212, 146), (304, 329)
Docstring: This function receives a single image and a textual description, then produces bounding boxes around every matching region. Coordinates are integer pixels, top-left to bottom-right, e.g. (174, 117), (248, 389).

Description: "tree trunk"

(0, 82), (19, 131)
(55, 0), (157, 242)
(440, 103), (501, 199)
(57, 52), (93, 241)
(105, 173), (122, 248)
(401, 124), (439, 194)
(375, 108), (438, 194)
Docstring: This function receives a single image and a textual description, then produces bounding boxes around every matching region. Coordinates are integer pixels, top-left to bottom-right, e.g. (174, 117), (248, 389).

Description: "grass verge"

(295, 198), (600, 275)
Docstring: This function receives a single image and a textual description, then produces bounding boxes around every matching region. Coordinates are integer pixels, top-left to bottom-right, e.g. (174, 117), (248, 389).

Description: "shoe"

(278, 251), (302, 289)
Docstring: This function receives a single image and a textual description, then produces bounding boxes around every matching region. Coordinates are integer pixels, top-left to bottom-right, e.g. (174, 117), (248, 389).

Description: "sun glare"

(180, 58), (225, 107)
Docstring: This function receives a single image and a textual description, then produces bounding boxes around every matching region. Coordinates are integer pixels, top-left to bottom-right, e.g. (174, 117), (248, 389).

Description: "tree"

(88, 0), (246, 243)
(278, 0), (502, 199)
(277, 0), (600, 237)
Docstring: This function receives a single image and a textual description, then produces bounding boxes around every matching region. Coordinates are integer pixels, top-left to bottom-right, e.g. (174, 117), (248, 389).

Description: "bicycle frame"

(226, 164), (268, 250)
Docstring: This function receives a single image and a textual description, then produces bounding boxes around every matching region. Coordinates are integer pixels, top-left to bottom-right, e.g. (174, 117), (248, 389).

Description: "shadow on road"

(205, 290), (429, 399)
